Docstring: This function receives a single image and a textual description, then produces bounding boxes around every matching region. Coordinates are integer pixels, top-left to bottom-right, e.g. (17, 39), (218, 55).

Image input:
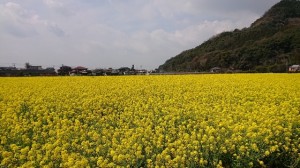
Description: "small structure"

(70, 66), (91, 76)
(118, 67), (131, 75)
(58, 65), (72, 76)
(42, 68), (56, 76)
(210, 67), (221, 73)
(136, 69), (148, 75)
(0, 67), (17, 76)
(25, 63), (42, 70)
(0, 67), (17, 71)
(289, 65), (300, 72)
(0, 63), (56, 76)
(92, 69), (107, 76)
(72, 66), (88, 73)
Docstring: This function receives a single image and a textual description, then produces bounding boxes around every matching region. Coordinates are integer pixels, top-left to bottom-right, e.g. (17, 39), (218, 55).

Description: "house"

(25, 63), (42, 70)
(70, 66), (92, 76)
(136, 69), (148, 75)
(43, 68), (57, 76)
(0, 63), (57, 76)
(289, 65), (300, 72)
(210, 67), (221, 73)
(0, 67), (17, 71)
(28, 66), (42, 70)
(73, 66), (87, 72)
(118, 67), (131, 75)
(0, 67), (17, 76)
(58, 65), (72, 76)
(92, 69), (107, 76)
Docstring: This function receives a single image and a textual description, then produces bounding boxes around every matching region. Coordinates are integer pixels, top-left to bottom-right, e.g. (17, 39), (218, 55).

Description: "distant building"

(210, 67), (222, 73)
(289, 65), (300, 72)
(58, 65), (72, 76)
(73, 66), (88, 72)
(70, 66), (92, 76)
(0, 67), (17, 71)
(0, 67), (18, 76)
(118, 67), (131, 75)
(136, 69), (147, 75)
(44, 67), (56, 75)
(0, 64), (56, 76)
(25, 63), (42, 70)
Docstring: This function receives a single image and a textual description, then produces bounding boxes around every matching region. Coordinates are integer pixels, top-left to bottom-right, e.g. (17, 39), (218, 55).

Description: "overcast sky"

(0, 0), (280, 70)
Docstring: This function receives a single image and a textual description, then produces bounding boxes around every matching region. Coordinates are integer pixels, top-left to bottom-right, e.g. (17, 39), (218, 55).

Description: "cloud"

(0, 2), (65, 37)
(46, 22), (65, 37)
(44, 0), (63, 8)
(43, 0), (74, 16)
(0, 0), (281, 69)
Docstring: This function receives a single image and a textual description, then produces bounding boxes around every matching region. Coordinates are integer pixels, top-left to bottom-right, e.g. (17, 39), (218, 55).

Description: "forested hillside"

(159, 0), (300, 72)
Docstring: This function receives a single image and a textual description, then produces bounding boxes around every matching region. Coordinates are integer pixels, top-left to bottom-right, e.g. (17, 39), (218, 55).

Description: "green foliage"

(159, 0), (300, 72)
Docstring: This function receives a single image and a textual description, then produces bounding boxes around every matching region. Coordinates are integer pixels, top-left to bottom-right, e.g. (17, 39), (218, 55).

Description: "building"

(118, 67), (131, 75)
(0, 66), (56, 76)
(58, 65), (72, 76)
(289, 65), (300, 72)
(210, 67), (222, 73)
(25, 63), (42, 70)
(92, 69), (107, 76)
(0, 67), (17, 71)
(70, 66), (92, 76)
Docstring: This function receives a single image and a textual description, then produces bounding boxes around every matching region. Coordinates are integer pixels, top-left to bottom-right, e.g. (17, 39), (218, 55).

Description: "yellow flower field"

(0, 74), (299, 167)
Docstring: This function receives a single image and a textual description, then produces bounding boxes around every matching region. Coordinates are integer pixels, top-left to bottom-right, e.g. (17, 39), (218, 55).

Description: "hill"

(159, 0), (300, 72)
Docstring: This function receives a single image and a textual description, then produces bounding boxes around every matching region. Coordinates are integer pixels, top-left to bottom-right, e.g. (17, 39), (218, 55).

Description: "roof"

(73, 66), (87, 70)
(0, 67), (16, 70)
(61, 65), (71, 68)
(290, 65), (300, 68)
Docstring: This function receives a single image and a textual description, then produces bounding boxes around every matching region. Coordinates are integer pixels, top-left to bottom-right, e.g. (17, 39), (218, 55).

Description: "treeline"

(159, 0), (300, 72)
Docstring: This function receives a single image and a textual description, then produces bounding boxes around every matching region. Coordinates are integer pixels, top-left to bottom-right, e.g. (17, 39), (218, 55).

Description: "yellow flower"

(0, 74), (299, 167)
(249, 162), (254, 167)
(265, 150), (270, 156)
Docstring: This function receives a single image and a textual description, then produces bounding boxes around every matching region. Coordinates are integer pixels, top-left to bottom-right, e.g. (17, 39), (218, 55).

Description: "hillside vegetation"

(159, 0), (300, 72)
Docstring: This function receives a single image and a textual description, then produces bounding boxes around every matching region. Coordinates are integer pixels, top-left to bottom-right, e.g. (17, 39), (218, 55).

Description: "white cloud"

(0, 2), (65, 37)
(45, 22), (65, 37)
(0, 2), (37, 37)
(0, 0), (281, 69)
(44, 0), (63, 8)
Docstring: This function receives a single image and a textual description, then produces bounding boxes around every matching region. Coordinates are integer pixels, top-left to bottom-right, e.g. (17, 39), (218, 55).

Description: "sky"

(0, 0), (281, 70)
